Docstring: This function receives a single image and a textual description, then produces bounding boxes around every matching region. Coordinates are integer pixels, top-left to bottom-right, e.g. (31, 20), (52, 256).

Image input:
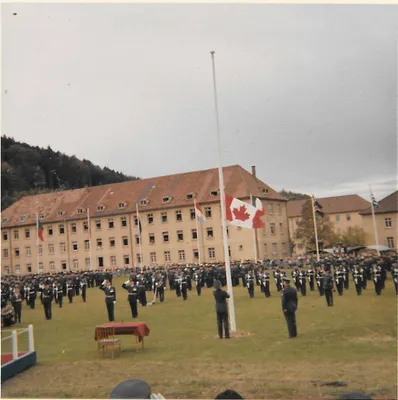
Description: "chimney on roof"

(251, 165), (256, 178)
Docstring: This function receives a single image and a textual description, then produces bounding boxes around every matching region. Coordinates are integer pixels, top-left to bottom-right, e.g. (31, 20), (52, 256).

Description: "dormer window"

(97, 205), (105, 212)
(262, 188), (269, 194)
(2, 218), (8, 224)
(39, 214), (45, 220)
(162, 196), (172, 204)
(210, 190), (219, 196)
(186, 193), (195, 200)
(77, 208), (83, 214)
(118, 202), (126, 209)
(57, 211), (64, 217)
(20, 216), (26, 222)
(140, 199), (149, 206)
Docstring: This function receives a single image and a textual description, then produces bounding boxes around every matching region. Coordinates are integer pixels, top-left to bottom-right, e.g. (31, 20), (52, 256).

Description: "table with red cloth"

(94, 322), (150, 352)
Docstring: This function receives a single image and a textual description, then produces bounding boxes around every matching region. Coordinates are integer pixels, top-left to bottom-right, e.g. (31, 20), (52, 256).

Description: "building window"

(25, 246), (31, 256)
(3, 248), (9, 258)
(277, 204), (281, 215)
(279, 223), (283, 234)
(20, 216), (26, 222)
(210, 190), (219, 196)
(134, 216), (138, 226)
(2, 218), (7, 224)
(164, 251), (171, 262)
(207, 227), (214, 238)
(85, 258), (90, 269)
(97, 205), (105, 212)
(178, 250), (185, 261)
(205, 207), (212, 218)
(190, 209), (196, 220)
(109, 237), (116, 248)
(149, 233), (155, 244)
(123, 255), (129, 265)
(72, 241), (78, 251)
(282, 242), (287, 256)
(15, 265), (21, 275)
(162, 196), (172, 204)
(60, 242), (66, 252)
(38, 245), (43, 255)
(4, 266), (9, 274)
(186, 193), (195, 200)
(39, 214), (45, 220)
(77, 208), (83, 214)
(385, 218), (392, 228)
(268, 204), (274, 215)
(163, 232), (169, 243)
(110, 256), (117, 266)
(177, 230), (184, 241)
(193, 249), (199, 259)
(73, 259), (79, 269)
(26, 264), (32, 273)
(118, 203), (126, 209)
(150, 252), (157, 263)
(272, 243), (277, 255)
(135, 235), (141, 245)
(228, 246), (231, 257)
(108, 219), (114, 229)
(57, 211), (64, 217)
(161, 213), (168, 223)
(25, 228), (30, 239)
(49, 244), (55, 254)
(14, 230), (19, 240)
(61, 261), (67, 270)
(83, 222), (89, 232)
(70, 223), (76, 233)
(15, 248), (20, 257)
(335, 215), (340, 223)
(49, 261), (55, 271)
(264, 243), (268, 255)
(48, 226), (53, 236)
(98, 257), (104, 267)
(136, 254), (142, 264)
(192, 229), (198, 240)
(122, 236), (129, 246)
(84, 240), (90, 250)
(387, 237), (394, 248)
(59, 224), (65, 235)
(97, 238), (103, 249)
(147, 214), (154, 224)
(96, 220), (102, 230)
(270, 223), (276, 235)
(140, 199), (148, 206)
(176, 210), (182, 222)
(346, 215), (351, 221)
(3, 231), (8, 241)
(208, 247), (215, 259)
(121, 217), (127, 227)
(38, 262), (43, 272)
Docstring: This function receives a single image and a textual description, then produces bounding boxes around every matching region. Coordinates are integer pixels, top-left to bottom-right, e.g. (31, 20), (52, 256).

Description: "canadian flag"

(225, 194), (265, 229)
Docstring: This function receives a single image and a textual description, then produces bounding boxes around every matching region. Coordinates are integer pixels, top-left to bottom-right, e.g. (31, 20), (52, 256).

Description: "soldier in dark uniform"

(138, 278), (147, 306)
(323, 269), (334, 307)
(281, 277), (298, 338)
(292, 267), (300, 291)
(55, 280), (63, 308)
(246, 271), (255, 298)
(372, 264), (383, 295)
(28, 285), (37, 309)
(316, 268), (324, 296)
(67, 280), (75, 303)
(213, 280), (230, 339)
(99, 279), (116, 321)
(186, 270), (192, 291)
(334, 267), (344, 296)
(175, 273), (182, 297)
(352, 265), (363, 296)
(10, 288), (22, 323)
(80, 276), (88, 302)
(40, 281), (53, 320)
(262, 272), (271, 298)
(298, 267), (307, 296)
(392, 263), (398, 295)
(156, 275), (165, 303)
(122, 279), (139, 318)
(194, 270), (202, 296)
(181, 273), (188, 301)
(342, 263), (349, 290)
(307, 266), (315, 291)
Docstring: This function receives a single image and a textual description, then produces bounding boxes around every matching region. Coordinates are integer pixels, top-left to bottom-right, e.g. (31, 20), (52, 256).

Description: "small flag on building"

(313, 199), (325, 217)
(371, 193), (379, 208)
(38, 218), (44, 242)
(195, 203), (207, 223)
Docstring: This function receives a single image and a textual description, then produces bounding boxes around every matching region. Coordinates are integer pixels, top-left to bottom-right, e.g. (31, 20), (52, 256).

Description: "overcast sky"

(2, 3), (397, 201)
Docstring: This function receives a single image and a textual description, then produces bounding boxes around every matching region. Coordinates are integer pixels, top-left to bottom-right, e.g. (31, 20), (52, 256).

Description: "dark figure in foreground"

(213, 280), (230, 339)
(281, 276), (298, 338)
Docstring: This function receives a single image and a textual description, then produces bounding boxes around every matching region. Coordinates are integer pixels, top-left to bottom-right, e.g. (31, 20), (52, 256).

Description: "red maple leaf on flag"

(233, 205), (250, 221)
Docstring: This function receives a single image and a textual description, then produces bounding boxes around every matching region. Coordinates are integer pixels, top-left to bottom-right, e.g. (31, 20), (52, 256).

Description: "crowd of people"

(1, 252), (397, 326)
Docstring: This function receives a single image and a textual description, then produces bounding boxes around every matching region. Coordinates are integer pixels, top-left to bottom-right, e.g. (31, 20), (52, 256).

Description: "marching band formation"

(1, 253), (397, 325)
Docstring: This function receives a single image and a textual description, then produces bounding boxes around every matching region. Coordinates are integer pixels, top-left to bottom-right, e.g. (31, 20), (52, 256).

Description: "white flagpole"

(136, 203), (144, 272)
(311, 196), (320, 262)
(250, 195), (258, 263)
(369, 186), (380, 257)
(194, 199), (202, 265)
(210, 50), (236, 333)
(36, 212), (40, 274)
(87, 208), (93, 271)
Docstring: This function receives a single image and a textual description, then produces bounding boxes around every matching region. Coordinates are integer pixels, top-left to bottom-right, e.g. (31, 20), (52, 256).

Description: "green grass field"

(1, 278), (397, 399)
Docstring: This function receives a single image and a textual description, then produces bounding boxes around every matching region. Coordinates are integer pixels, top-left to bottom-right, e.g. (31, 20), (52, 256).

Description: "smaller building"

(359, 190), (398, 250)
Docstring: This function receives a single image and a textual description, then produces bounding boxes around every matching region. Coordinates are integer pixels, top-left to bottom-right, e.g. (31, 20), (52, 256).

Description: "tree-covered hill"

(1, 136), (139, 210)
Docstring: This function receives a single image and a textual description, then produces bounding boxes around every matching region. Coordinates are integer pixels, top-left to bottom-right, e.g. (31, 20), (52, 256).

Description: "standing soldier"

(181, 273), (188, 301)
(298, 267), (307, 296)
(316, 268), (324, 296)
(352, 265), (363, 296)
(392, 262), (398, 295)
(99, 279), (116, 322)
(194, 270), (202, 296)
(307, 266), (315, 292)
(323, 269), (334, 307)
(40, 281), (53, 320)
(292, 267), (300, 291)
(263, 271), (271, 298)
(80, 276), (88, 303)
(10, 288), (22, 324)
(342, 263), (350, 290)
(281, 277), (298, 338)
(138, 278), (147, 306)
(55, 280), (63, 308)
(156, 274), (165, 303)
(334, 267), (344, 296)
(213, 280), (230, 339)
(67, 279), (75, 304)
(122, 279), (139, 318)
(372, 264), (383, 296)
(28, 284), (37, 309)
(246, 270), (255, 299)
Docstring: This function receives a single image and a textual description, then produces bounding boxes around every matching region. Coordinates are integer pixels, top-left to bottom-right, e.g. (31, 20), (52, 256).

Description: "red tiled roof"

(360, 191), (398, 215)
(1, 165), (284, 228)
(287, 194), (371, 218)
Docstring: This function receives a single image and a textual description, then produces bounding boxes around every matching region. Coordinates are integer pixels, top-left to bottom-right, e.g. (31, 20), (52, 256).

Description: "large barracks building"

(1, 165), (290, 275)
